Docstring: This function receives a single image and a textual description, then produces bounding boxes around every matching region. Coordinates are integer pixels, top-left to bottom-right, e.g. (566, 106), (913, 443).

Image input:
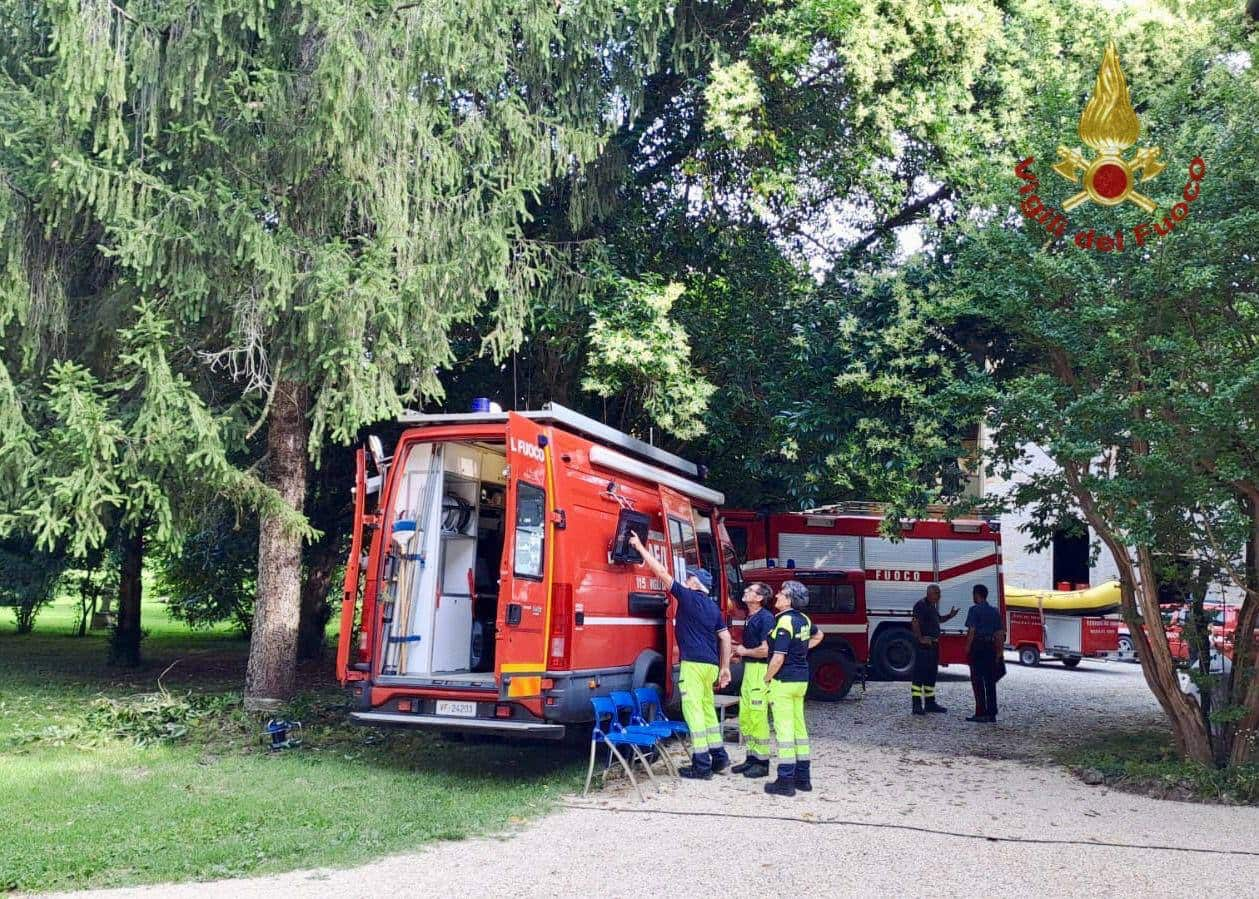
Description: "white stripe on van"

(817, 624), (867, 634)
(582, 616), (666, 626)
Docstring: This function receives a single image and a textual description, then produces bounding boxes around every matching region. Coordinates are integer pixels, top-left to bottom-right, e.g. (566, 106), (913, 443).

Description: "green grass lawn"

(1057, 729), (1259, 804)
(0, 596), (582, 893)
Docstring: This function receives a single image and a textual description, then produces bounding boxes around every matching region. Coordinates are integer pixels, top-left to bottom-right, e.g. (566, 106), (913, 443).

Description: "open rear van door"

(337, 447), (370, 684)
(496, 413), (556, 704)
(657, 486), (701, 698)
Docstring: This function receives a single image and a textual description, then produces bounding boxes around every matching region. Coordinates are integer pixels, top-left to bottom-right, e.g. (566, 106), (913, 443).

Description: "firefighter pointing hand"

(910, 584), (959, 715)
(627, 531), (733, 779)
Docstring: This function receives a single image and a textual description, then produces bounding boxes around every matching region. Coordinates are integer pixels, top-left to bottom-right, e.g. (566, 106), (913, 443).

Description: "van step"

(350, 712), (565, 739)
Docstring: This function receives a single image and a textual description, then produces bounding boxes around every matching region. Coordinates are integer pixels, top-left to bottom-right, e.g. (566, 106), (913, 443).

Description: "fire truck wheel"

(1018, 645), (1040, 667)
(1061, 656), (1082, 668)
(870, 628), (916, 681)
(807, 648), (855, 702)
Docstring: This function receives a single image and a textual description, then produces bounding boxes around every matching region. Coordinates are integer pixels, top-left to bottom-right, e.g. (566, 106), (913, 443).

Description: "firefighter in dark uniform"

(965, 583), (1005, 722)
(731, 582), (775, 778)
(627, 531), (732, 777)
(910, 584), (959, 715)
(764, 580), (823, 797)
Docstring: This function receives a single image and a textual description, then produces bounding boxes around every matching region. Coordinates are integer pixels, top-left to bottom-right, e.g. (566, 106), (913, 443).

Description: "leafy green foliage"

(582, 275), (716, 440)
(159, 505), (259, 633)
(0, 535), (66, 633)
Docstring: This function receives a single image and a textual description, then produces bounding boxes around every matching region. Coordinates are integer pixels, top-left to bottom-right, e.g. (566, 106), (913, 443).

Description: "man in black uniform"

(965, 583), (1005, 723)
(910, 584), (959, 715)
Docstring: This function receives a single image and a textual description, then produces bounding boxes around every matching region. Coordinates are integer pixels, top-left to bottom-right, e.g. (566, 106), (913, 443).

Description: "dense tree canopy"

(2, 0), (1258, 768)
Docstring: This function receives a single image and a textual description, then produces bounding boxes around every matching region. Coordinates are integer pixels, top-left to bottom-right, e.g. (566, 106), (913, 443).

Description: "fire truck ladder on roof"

(803, 501), (999, 521)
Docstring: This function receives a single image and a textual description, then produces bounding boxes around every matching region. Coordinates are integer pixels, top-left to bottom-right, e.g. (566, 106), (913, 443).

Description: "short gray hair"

(781, 580), (809, 610)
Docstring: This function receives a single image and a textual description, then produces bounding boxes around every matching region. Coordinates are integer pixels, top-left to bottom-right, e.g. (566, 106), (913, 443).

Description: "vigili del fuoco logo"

(1013, 40), (1205, 252)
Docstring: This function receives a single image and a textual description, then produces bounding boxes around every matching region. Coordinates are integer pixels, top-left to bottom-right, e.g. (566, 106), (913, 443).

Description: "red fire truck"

(723, 506), (1005, 701)
(335, 403), (740, 739)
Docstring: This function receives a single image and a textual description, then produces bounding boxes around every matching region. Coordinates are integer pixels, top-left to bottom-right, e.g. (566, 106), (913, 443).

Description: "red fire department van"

(723, 505), (1005, 701)
(335, 403), (739, 739)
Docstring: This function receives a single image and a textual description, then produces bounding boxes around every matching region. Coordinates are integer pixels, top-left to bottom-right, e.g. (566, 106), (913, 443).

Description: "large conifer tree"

(1, 0), (677, 701)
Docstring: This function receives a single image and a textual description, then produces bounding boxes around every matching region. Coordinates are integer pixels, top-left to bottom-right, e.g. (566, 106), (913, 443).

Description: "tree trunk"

(297, 538), (339, 661)
(1063, 463), (1216, 764)
(1226, 494), (1259, 765)
(245, 379), (309, 711)
(111, 527), (144, 667)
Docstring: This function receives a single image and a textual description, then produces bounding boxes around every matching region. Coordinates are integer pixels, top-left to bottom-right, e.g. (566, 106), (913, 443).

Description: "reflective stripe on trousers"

(769, 679), (809, 766)
(679, 660), (721, 752)
(741, 661), (771, 761)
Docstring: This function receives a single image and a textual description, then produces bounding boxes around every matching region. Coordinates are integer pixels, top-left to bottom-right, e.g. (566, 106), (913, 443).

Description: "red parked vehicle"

(724, 505), (1005, 700)
(335, 402), (739, 739)
(1006, 608), (1119, 668)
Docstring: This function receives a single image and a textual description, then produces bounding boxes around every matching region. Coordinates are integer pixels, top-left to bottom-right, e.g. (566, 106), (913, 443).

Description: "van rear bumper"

(350, 711), (566, 739)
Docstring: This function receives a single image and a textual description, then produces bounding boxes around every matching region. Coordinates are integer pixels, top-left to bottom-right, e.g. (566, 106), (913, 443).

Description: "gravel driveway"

(48, 657), (1259, 898)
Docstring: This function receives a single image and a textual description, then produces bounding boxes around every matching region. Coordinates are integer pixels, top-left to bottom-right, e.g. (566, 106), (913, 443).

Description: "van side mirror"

(610, 509), (650, 564)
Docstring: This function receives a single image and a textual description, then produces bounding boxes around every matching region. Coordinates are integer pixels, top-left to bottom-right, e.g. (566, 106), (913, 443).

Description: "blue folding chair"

(583, 696), (661, 801)
(609, 691), (679, 776)
(634, 686), (690, 752)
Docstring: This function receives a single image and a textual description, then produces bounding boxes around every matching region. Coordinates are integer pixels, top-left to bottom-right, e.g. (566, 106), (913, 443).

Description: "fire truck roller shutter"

(935, 539), (1001, 626)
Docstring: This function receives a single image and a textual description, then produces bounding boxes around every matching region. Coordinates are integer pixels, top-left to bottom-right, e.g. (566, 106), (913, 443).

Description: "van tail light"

(549, 583), (574, 670)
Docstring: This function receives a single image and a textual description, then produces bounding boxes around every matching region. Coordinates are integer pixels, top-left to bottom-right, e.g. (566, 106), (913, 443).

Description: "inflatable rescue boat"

(1005, 581), (1122, 616)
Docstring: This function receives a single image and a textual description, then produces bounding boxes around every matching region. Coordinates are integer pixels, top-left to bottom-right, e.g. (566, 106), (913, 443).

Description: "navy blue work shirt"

(670, 580), (727, 666)
(770, 609), (818, 682)
(741, 607), (775, 657)
(965, 600), (1003, 638)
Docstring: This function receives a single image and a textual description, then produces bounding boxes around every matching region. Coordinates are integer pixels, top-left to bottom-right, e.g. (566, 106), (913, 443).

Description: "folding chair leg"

(656, 740), (679, 776)
(582, 740), (598, 797)
(629, 745), (659, 789)
(608, 744), (645, 802)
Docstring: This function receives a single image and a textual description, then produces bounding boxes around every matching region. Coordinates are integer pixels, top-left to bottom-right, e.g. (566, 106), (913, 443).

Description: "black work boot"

(732, 757), (766, 775)
(710, 750), (731, 775)
(794, 760), (812, 792)
(925, 699), (948, 714)
(912, 695), (925, 716)
(965, 712), (988, 723)
(679, 752), (713, 779)
(742, 761), (770, 779)
(764, 765), (797, 797)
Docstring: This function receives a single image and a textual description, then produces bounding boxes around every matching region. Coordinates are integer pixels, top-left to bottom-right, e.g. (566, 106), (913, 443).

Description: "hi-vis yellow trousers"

(740, 660), (770, 761)
(679, 661), (722, 755)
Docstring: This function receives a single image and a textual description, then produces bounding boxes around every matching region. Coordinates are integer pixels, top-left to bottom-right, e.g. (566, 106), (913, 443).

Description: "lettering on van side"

(868, 569), (926, 582)
(509, 437), (546, 462)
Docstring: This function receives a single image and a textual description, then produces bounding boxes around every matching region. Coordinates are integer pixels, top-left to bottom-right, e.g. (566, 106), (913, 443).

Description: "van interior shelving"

(379, 440), (508, 685)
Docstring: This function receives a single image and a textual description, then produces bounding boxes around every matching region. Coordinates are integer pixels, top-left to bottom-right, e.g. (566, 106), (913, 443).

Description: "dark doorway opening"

(1052, 521), (1090, 588)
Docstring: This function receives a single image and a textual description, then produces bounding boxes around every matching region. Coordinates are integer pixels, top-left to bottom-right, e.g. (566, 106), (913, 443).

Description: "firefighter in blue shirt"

(730, 582), (774, 778)
(764, 580), (823, 797)
(964, 583), (1005, 723)
(628, 531), (732, 779)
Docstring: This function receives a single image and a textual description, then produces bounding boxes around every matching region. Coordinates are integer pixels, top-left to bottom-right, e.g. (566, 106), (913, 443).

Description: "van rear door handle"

(506, 603), (522, 626)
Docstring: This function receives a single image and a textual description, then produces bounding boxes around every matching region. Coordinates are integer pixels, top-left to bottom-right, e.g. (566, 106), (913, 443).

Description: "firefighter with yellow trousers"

(764, 580), (823, 796)
(628, 531), (732, 779)
(730, 582), (775, 778)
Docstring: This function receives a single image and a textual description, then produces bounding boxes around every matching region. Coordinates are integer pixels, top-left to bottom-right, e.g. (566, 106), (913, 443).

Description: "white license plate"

(436, 700), (477, 718)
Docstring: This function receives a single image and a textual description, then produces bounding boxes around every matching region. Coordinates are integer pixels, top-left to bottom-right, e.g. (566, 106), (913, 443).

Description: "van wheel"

(1018, 645), (1040, 667)
(1062, 656), (1082, 669)
(870, 629), (916, 681)
(808, 648), (856, 701)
